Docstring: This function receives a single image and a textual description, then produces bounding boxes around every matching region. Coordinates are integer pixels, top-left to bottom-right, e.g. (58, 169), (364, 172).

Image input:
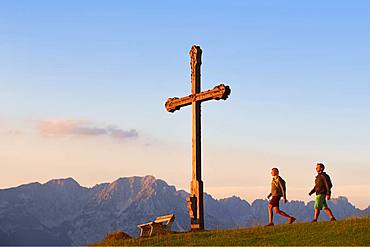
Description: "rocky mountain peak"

(95, 175), (160, 202)
(45, 177), (80, 188)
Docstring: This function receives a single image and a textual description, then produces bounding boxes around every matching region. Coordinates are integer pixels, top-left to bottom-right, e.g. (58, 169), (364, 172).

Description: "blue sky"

(1, 1), (370, 208)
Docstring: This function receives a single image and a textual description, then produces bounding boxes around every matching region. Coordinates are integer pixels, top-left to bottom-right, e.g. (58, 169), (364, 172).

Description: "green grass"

(93, 217), (370, 246)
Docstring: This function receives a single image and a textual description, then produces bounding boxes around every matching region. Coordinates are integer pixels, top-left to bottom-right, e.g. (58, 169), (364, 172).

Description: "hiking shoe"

(288, 217), (296, 224)
(265, 222), (274, 227)
(330, 217), (336, 222)
(311, 219), (317, 223)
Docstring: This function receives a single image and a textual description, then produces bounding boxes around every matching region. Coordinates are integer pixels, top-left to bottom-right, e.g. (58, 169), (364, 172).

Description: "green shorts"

(314, 194), (328, 210)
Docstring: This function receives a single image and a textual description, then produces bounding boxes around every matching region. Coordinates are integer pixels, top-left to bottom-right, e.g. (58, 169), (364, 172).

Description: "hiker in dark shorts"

(309, 163), (336, 222)
(266, 168), (296, 226)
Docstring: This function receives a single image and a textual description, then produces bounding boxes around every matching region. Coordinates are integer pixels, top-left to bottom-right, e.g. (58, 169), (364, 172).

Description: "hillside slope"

(94, 217), (370, 246)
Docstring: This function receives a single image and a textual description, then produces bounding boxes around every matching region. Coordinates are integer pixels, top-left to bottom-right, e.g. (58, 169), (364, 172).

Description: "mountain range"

(0, 175), (368, 245)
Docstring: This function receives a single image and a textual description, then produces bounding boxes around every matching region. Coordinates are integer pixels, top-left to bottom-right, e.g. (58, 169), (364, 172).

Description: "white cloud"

(39, 119), (139, 140)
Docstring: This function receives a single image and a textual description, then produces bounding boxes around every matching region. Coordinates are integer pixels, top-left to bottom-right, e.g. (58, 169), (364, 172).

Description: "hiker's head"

(316, 163), (325, 173)
(271, 168), (279, 176)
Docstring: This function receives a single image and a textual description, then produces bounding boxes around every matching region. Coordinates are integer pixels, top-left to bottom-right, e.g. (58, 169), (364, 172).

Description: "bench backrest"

(154, 214), (175, 225)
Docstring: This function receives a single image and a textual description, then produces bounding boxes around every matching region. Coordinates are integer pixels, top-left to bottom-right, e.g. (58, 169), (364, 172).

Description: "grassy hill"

(94, 217), (370, 246)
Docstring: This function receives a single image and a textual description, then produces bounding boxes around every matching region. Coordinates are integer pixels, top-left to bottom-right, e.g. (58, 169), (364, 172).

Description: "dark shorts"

(269, 196), (281, 208)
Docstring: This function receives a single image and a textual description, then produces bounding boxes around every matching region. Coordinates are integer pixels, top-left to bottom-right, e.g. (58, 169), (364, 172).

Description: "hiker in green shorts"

(266, 168), (296, 226)
(309, 163), (336, 222)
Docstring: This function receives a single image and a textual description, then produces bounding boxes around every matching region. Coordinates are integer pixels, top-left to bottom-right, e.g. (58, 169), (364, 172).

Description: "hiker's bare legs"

(324, 207), (335, 219)
(313, 208), (320, 220)
(274, 207), (291, 219)
(268, 204), (274, 223)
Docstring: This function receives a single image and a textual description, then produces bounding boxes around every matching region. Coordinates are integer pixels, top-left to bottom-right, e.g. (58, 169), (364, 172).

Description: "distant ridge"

(0, 176), (368, 245)
(45, 177), (80, 187)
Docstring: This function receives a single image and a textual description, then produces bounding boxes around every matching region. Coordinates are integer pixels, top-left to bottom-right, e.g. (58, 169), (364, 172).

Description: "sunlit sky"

(1, 1), (370, 208)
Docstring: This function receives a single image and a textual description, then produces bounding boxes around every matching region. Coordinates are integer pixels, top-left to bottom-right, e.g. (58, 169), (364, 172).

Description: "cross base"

(190, 224), (203, 232)
(187, 180), (204, 230)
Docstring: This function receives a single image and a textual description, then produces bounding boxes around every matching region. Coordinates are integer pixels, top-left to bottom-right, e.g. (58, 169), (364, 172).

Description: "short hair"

(317, 163), (325, 170)
(272, 167), (279, 173)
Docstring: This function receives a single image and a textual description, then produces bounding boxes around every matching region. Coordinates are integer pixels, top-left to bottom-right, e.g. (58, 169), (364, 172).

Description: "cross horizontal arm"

(165, 84), (231, 113)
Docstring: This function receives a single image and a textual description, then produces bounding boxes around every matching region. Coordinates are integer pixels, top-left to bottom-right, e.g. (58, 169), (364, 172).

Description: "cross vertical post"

(189, 45), (204, 230)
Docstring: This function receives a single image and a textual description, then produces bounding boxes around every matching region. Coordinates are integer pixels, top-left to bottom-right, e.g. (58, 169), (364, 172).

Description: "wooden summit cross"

(165, 45), (231, 231)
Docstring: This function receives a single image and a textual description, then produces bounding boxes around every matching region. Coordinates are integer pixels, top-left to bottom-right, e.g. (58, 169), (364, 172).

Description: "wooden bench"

(137, 214), (175, 237)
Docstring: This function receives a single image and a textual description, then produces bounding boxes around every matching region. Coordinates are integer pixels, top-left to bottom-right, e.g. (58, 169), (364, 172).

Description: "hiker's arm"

(279, 181), (287, 202)
(322, 176), (331, 199)
(309, 187), (315, 196)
